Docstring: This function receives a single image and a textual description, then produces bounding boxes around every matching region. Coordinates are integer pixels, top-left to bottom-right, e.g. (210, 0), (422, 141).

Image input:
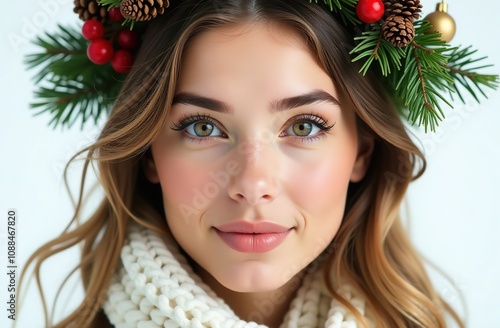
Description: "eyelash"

(288, 114), (335, 132)
(171, 113), (218, 132)
(170, 113), (335, 141)
(280, 113), (336, 142)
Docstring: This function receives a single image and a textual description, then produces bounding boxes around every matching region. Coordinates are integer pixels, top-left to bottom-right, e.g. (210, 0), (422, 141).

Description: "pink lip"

(214, 221), (292, 253)
(216, 221), (290, 233)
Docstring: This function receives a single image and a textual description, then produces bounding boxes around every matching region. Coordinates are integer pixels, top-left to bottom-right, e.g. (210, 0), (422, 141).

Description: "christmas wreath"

(26, 0), (499, 131)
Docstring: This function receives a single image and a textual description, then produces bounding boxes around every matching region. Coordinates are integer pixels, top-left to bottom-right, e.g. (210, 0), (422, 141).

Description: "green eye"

(172, 115), (226, 139)
(191, 122), (214, 137)
(292, 122), (313, 136)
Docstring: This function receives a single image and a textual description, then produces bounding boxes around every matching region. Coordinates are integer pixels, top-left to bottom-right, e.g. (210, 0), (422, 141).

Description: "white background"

(1, 0), (499, 327)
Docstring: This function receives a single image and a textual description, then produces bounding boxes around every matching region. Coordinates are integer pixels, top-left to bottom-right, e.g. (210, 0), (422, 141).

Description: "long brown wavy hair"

(19, 0), (464, 327)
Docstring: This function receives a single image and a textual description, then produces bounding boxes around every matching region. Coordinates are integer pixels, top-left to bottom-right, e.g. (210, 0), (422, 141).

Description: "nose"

(227, 139), (280, 205)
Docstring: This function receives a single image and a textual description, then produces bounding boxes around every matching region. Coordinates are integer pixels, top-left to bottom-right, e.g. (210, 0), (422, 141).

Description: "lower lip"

(215, 229), (291, 253)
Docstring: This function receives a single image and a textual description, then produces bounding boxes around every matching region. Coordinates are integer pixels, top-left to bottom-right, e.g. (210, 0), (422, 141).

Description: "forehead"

(185, 20), (312, 52)
(176, 21), (333, 98)
(180, 20), (319, 74)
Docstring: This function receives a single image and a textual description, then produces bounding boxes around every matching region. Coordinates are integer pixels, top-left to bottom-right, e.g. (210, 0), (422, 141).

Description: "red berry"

(108, 7), (125, 23)
(356, 0), (385, 24)
(111, 50), (134, 73)
(87, 39), (114, 65)
(117, 29), (140, 50)
(82, 20), (105, 41)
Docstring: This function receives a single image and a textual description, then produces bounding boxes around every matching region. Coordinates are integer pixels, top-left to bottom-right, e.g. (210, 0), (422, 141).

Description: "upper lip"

(214, 221), (291, 234)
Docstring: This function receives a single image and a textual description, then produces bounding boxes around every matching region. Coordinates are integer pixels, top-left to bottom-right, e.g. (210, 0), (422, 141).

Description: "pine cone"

(384, 0), (422, 20)
(120, 0), (170, 21)
(382, 15), (415, 47)
(73, 0), (108, 23)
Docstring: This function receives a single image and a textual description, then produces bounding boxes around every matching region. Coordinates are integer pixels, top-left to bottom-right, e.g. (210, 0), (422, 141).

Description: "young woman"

(21, 0), (484, 327)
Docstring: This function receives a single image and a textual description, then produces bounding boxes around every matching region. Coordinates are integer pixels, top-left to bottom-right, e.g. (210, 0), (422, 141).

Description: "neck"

(194, 264), (304, 328)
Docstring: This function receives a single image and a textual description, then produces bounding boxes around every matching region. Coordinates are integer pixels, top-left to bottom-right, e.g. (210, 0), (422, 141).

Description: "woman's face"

(146, 21), (372, 292)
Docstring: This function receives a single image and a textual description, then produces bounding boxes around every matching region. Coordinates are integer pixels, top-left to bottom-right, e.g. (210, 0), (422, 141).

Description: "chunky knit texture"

(103, 225), (372, 327)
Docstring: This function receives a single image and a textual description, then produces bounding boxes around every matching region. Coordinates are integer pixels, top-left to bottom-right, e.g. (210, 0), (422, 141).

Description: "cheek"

(285, 146), (357, 218)
(154, 154), (219, 222)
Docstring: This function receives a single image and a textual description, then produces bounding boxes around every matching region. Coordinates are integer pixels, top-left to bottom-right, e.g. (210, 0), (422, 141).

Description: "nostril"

(231, 192), (273, 205)
(227, 168), (280, 204)
(234, 193), (245, 201)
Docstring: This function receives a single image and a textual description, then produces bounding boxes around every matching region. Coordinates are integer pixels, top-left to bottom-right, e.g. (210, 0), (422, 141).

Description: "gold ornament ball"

(424, 2), (456, 42)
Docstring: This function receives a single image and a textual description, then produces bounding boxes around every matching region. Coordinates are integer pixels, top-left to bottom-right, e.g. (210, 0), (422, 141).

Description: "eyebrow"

(272, 90), (340, 112)
(172, 92), (232, 113)
(172, 89), (340, 113)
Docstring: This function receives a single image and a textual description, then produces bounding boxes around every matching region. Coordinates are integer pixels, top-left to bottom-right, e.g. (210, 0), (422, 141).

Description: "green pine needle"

(351, 24), (405, 76)
(396, 43), (454, 131)
(393, 22), (455, 132)
(25, 25), (124, 129)
(25, 25), (89, 84)
(444, 45), (500, 103)
(349, 20), (499, 132)
(123, 18), (136, 30)
(97, 0), (122, 8)
(98, 0), (136, 29)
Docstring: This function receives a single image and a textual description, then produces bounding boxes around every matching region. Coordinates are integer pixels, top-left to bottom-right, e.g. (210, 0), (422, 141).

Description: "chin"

(225, 279), (280, 293)
(219, 276), (286, 293)
(211, 260), (301, 293)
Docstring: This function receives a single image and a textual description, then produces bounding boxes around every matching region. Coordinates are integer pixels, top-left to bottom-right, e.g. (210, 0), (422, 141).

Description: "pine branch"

(411, 44), (436, 118)
(31, 77), (122, 128)
(443, 45), (499, 103)
(350, 20), (457, 131)
(394, 29), (454, 132)
(25, 25), (124, 129)
(25, 25), (89, 83)
(350, 24), (405, 76)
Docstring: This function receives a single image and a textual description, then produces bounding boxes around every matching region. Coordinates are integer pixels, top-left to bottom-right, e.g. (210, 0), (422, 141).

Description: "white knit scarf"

(103, 224), (372, 328)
